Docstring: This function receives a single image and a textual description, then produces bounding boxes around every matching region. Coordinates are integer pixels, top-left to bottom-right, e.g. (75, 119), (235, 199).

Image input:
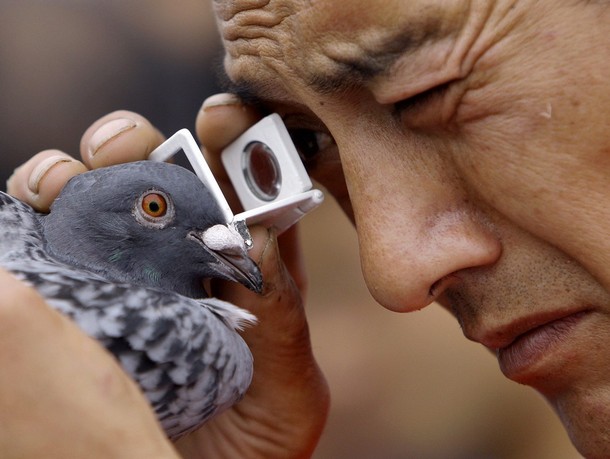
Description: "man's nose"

(340, 134), (502, 312)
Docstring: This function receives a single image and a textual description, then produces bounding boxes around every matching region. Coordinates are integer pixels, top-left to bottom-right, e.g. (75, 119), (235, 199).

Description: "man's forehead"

(214, 0), (470, 105)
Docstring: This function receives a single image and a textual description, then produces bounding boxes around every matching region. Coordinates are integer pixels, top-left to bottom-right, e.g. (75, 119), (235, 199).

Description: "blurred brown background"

(0, 2), (580, 458)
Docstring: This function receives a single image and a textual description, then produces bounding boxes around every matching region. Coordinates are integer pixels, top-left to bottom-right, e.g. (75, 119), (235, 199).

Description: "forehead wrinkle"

(216, 0), (308, 103)
(216, 0), (299, 44)
(214, 0), (278, 22)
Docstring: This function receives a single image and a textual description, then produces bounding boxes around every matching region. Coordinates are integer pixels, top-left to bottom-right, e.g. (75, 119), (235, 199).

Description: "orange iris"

(141, 193), (167, 217)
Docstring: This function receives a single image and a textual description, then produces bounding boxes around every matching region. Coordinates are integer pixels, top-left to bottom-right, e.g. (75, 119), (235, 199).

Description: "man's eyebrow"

(306, 52), (400, 95)
(222, 51), (398, 104)
(305, 25), (441, 96)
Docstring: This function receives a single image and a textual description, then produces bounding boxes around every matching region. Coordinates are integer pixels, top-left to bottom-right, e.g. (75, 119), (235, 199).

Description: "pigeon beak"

(188, 225), (263, 294)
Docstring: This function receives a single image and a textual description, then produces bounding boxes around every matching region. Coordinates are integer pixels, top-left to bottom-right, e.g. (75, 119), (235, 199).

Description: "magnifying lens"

(242, 141), (281, 202)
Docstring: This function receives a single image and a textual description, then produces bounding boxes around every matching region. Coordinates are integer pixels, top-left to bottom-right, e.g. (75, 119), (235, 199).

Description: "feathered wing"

(0, 192), (45, 260)
(26, 270), (255, 439)
(0, 192), (255, 439)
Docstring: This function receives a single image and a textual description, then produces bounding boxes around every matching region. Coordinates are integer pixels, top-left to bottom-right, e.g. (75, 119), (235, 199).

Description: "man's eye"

(287, 129), (335, 166)
(392, 82), (456, 130)
(393, 83), (449, 114)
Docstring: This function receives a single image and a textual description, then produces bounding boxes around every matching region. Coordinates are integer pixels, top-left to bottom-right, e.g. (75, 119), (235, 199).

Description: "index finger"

(6, 111), (166, 213)
(80, 110), (166, 169)
(6, 150), (88, 212)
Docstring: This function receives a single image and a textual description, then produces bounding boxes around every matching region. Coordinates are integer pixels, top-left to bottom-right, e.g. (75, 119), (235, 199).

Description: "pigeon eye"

(141, 193), (167, 218)
(134, 190), (174, 228)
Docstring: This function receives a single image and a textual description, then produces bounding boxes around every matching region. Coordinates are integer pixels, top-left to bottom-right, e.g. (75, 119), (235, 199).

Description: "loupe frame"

(148, 115), (324, 245)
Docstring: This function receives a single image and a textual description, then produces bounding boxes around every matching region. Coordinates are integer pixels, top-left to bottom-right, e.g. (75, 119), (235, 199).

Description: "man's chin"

(548, 388), (610, 459)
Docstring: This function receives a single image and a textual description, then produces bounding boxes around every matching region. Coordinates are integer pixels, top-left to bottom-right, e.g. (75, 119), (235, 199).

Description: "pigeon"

(0, 160), (263, 439)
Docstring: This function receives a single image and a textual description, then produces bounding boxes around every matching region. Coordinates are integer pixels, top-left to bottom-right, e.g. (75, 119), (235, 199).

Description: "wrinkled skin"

(214, 0), (610, 457)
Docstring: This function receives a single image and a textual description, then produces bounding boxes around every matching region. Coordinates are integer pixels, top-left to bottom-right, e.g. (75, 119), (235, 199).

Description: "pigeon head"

(41, 161), (262, 298)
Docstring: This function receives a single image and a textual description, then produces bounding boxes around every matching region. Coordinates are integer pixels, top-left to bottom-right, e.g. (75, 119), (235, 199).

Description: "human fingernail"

(244, 226), (271, 264)
(257, 228), (279, 266)
(201, 93), (243, 111)
(89, 118), (137, 156)
(27, 154), (74, 195)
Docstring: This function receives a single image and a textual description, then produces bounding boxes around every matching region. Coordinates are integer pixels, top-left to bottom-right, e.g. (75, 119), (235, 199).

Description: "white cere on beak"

(201, 224), (246, 254)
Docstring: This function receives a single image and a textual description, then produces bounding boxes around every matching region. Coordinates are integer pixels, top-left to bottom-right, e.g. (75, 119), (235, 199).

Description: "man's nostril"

(428, 273), (462, 303)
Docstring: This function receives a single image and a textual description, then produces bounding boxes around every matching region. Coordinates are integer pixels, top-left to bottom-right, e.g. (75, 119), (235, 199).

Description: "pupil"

(148, 202), (160, 213)
(288, 129), (319, 162)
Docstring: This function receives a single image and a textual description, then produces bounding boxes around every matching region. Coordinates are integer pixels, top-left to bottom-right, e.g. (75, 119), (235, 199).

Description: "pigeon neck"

(40, 213), (126, 282)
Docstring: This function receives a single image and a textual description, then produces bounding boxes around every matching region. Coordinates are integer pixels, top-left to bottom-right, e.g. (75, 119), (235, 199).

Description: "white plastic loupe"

(148, 114), (324, 243)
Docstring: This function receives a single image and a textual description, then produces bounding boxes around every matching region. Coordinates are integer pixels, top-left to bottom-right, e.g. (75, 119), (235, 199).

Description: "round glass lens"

(242, 141), (281, 201)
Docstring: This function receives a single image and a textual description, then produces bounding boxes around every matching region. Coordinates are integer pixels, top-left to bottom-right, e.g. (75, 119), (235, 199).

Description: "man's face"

(215, 0), (610, 455)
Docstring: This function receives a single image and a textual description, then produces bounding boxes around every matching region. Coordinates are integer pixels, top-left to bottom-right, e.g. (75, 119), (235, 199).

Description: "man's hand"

(6, 95), (330, 458)
(0, 269), (180, 458)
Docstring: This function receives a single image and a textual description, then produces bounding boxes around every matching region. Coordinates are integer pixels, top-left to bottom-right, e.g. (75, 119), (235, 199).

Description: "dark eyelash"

(393, 82), (450, 114)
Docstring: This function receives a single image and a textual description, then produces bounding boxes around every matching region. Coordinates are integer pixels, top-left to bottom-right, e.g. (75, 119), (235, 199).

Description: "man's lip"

(468, 308), (592, 350)
(462, 307), (595, 383)
(496, 310), (591, 380)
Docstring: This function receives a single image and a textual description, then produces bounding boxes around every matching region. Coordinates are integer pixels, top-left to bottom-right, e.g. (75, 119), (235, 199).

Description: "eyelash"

(392, 81), (465, 131)
(393, 82), (450, 115)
